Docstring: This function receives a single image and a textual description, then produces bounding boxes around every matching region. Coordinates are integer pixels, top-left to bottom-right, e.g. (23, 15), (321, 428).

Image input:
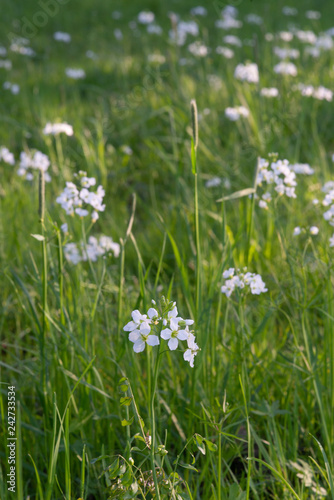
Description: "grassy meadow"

(1, 0), (334, 498)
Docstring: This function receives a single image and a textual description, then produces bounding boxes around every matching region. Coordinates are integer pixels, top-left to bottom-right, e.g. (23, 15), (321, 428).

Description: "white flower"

(205, 177), (222, 188)
(223, 35), (242, 47)
(282, 7), (297, 16)
(138, 11), (155, 24)
(293, 227), (302, 236)
(190, 6), (207, 16)
(274, 62), (297, 76)
(161, 318), (188, 351)
(129, 324), (159, 353)
(65, 68), (85, 79)
(43, 122), (73, 136)
(245, 14), (262, 25)
(183, 335), (199, 368)
(221, 269), (267, 296)
(225, 106), (249, 121)
(0, 146), (15, 165)
(309, 226), (319, 235)
(0, 60), (12, 70)
(216, 46), (234, 58)
(274, 47), (299, 59)
(306, 10), (321, 20)
(329, 234), (334, 247)
(188, 41), (208, 57)
(123, 310), (151, 332)
(223, 268), (235, 279)
(260, 87), (279, 97)
(3, 82), (20, 94)
(75, 207), (89, 217)
(61, 223), (68, 233)
(234, 62), (259, 83)
(53, 31), (71, 42)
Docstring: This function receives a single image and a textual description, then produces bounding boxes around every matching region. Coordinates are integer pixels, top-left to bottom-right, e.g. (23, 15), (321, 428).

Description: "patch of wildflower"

(273, 61), (298, 76)
(43, 122), (74, 136)
(256, 156), (297, 209)
(289, 460), (327, 497)
(221, 268), (268, 297)
(293, 226), (319, 236)
(0, 146), (15, 165)
(225, 106), (249, 121)
(18, 150), (51, 182)
(64, 235), (120, 265)
(123, 297), (199, 367)
(56, 171), (105, 222)
(65, 68), (85, 79)
(234, 62), (259, 83)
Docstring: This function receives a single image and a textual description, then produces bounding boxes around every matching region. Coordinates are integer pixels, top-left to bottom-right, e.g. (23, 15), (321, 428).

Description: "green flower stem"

(150, 343), (161, 499)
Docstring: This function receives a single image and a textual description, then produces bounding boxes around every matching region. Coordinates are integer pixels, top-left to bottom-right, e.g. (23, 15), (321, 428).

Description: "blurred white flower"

(221, 268), (268, 297)
(216, 46), (234, 58)
(225, 106), (249, 121)
(53, 31), (71, 43)
(306, 10), (321, 20)
(190, 6), (207, 16)
(261, 87), (279, 97)
(138, 11), (155, 24)
(293, 227), (302, 236)
(65, 68), (85, 79)
(0, 146), (15, 165)
(43, 122), (73, 136)
(0, 60), (12, 70)
(188, 41), (208, 57)
(234, 62), (259, 83)
(274, 62), (297, 76)
(309, 226), (319, 235)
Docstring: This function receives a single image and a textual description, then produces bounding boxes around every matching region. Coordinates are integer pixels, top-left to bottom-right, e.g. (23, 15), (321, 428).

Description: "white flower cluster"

(256, 157), (297, 208)
(216, 46), (234, 58)
(293, 226), (319, 236)
(289, 163), (314, 175)
(234, 62), (259, 83)
(188, 41), (208, 57)
(18, 151), (51, 182)
(169, 20), (199, 46)
(221, 268), (268, 297)
(216, 6), (242, 29)
(43, 122), (74, 136)
(138, 11), (155, 24)
(0, 146), (15, 165)
(53, 31), (71, 43)
(3, 82), (20, 94)
(273, 47), (300, 59)
(260, 87), (279, 97)
(225, 106), (249, 121)
(65, 68), (85, 79)
(64, 235), (120, 264)
(56, 170), (105, 221)
(273, 62), (298, 76)
(123, 301), (199, 367)
(289, 460), (327, 497)
(295, 84), (333, 102)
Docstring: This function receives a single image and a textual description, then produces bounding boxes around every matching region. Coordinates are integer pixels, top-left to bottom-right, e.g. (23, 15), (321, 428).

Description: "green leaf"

(204, 438), (218, 452)
(108, 458), (120, 479)
(90, 454), (110, 465)
(194, 434), (206, 455)
(121, 416), (134, 427)
(120, 396), (132, 406)
(31, 233), (45, 241)
(173, 460), (198, 472)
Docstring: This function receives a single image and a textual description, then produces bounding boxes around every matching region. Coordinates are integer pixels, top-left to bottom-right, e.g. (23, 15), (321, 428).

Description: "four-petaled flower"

(161, 318), (188, 350)
(128, 324), (160, 353)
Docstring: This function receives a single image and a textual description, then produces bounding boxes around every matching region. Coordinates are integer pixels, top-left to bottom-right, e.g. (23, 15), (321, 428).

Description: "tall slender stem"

(150, 344), (161, 499)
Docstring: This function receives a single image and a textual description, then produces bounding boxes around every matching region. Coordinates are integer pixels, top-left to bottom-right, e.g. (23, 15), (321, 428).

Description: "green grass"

(1, 0), (334, 498)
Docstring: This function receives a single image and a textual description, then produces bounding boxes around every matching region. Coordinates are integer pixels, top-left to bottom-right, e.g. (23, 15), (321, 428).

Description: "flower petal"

(123, 321), (137, 332)
(161, 328), (172, 340)
(170, 318), (179, 331)
(132, 310), (142, 323)
(168, 337), (178, 351)
(147, 307), (158, 319)
(140, 324), (151, 335)
(177, 329), (188, 341)
(129, 330), (140, 343)
(133, 339), (146, 353)
(147, 335), (160, 347)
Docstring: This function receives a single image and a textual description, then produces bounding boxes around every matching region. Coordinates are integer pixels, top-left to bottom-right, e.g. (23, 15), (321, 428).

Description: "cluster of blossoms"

(53, 31), (71, 43)
(188, 41), (208, 57)
(215, 5), (242, 30)
(273, 47), (300, 59)
(225, 106), (249, 121)
(56, 171), (105, 222)
(0, 59), (12, 70)
(260, 87), (279, 97)
(123, 299), (199, 368)
(256, 157), (297, 209)
(289, 460), (327, 497)
(294, 84), (333, 102)
(65, 68), (85, 79)
(3, 82), (20, 94)
(293, 226), (319, 236)
(234, 62), (259, 83)
(18, 150), (51, 182)
(169, 19), (199, 46)
(221, 268), (268, 297)
(43, 122), (74, 136)
(273, 61), (298, 76)
(64, 235), (120, 264)
(0, 146), (15, 165)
